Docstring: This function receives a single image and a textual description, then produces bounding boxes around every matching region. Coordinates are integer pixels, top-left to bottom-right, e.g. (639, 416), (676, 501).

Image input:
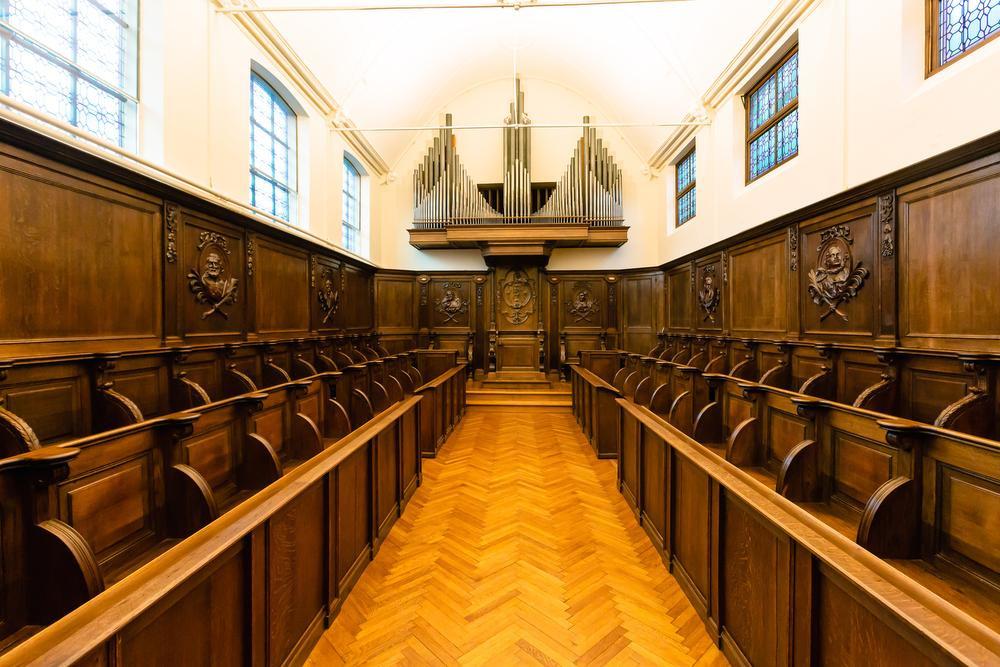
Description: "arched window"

(675, 147), (696, 226)
(342, 155), (363, 253)
(250, 72), (297, 222)
(0, 0), (139, 148)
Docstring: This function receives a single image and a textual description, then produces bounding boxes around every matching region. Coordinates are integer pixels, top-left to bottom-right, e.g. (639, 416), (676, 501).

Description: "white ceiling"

(257, 0), (780, 165)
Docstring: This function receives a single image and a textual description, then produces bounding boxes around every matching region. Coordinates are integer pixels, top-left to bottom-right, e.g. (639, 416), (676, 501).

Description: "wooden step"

(479, 378), (553, 389)
(467, 389), (570, 403)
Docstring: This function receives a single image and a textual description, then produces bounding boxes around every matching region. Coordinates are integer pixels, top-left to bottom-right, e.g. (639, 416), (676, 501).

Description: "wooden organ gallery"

(0, 0), (998, 665)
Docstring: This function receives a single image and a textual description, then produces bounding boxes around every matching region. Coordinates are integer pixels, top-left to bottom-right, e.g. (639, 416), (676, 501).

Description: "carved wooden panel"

(559, 277), (605, 331)
(729, 234), (788, 334)
(695, 256), (723, 332)
(342, 264), (374, 332)
(255, 238), (310, 336)
(494, 266), (539, 332)
(313, 256), (344, 332)
(431, 278), (472, 329)
(800, 203), (877, 337)
(898, 155), (1000, 352)
(0, 147), (163, 354)
(180, 213), (245, 339)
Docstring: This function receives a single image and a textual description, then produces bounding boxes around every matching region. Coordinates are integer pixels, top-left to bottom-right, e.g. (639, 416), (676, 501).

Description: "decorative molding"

(878, 191), (896, 257)
(164, 203), (178, 263)
(417, 274), (430, 306)
(198, 231), (230, 254)
(698, 265), (720, 323)
(789, 226), (799, 271)
(566, 281), (600, 324)
(246, 236), (255, 277)
(310, 256), (318, 288)
(499, 268), (535, 326)
(807, 225), (869, 322)
(721, 250), (728, 284)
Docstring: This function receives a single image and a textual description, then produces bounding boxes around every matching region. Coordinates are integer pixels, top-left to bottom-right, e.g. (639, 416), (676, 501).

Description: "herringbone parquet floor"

(306, 407), (728, 666)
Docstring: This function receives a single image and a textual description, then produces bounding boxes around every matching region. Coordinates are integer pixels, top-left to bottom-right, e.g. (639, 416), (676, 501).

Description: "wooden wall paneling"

(552, 273), (612, 367)
(0, 143), (164, 356)
(621, 270), (663, 353)
(671, 452), (713, 621)
(253, 237), (311, 338)
(342, 264), (375, 333)
(0, 363), (90, 445)
(178, 210), (246, 342)
(667, 264), (693, 334)
(899, 356), (971, 425)
(719, 492), (792, 667)
(898, 153), (1000, 352)
(374, 272), (419, 350)
(728, 232), (789, 337)
(428, 274), (477, 364)
(798, 199), (879, 340)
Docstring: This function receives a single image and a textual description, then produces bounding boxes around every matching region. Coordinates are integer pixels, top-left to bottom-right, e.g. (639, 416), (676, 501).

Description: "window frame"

(744, 45), (799, 184)
(249, 70), (298, 223)
(674, 146), (696, 227)
(342, 154), (362, 253)
(0, 0), (139, 149)
(926, 0), (1000, 75)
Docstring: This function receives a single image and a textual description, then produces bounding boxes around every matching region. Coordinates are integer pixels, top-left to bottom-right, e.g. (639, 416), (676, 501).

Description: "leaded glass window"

(0, 0), (139, 149)
(746, 48), (798, 183)
(932, 0), (1000, 71)
(343, 156), (361, 252)
(675, 147), (696, 226)
(250, 72), (297, 223)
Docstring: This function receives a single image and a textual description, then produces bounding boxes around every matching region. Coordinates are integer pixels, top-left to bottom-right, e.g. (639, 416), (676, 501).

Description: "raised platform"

(468, 374), (572, 408)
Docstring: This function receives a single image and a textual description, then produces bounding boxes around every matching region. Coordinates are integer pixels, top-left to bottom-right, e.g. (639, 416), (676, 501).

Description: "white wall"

(130, 0), (999, 270)
(661, 0), (1000, 264)
(138, 0), (373, 256)
(372, 77), (667, 271)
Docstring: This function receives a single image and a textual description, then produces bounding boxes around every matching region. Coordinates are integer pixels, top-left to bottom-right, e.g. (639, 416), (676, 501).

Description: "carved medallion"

(566, 282), (600, 323)
(434, 282), (469, 324)
(807, 225), (869, 322)
(499, 268), (535, 325)
(698, 266), (720, 323)
(317, 266), (341, 324)
(187, 232), (238, 320)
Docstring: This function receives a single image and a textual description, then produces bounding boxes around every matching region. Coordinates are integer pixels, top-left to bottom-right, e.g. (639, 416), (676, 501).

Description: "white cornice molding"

(214, 0), (390, 176)
(648, 0), (822, 170)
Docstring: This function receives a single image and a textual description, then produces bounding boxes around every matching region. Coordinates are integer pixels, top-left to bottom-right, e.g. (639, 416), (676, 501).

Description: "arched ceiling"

(248, 0), (781, 166)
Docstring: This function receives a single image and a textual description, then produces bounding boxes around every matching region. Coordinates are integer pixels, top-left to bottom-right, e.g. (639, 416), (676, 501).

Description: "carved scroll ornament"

(187, 232), (238, 320)
(807, 225), (868, 322)
(435, 282), (469, 324)
(566, 282), (600, 323)
(499, 268), (535, 325)
(698, 265), (720, 323)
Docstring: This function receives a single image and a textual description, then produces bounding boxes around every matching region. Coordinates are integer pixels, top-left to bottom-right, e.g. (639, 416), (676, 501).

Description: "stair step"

(480, 379), (553, 389)
(466, 399), (572, 408)
(468, 391), (571, 402)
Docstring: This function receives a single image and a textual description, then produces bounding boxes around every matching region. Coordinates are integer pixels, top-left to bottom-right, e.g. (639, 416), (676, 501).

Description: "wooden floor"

(306, 407), (728, 666)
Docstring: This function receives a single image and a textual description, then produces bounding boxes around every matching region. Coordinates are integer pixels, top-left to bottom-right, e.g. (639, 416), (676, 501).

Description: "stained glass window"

(343, 156), (361, 252)
(675, 147), (696, 226)
(0, 0), (138, 149)
(746, 48), (798, 183)
(250, 73), (297, 223)
(934, 0), (1000, 70)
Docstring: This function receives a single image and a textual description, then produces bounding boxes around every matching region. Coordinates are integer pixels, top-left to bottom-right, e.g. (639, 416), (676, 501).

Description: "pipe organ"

(412, 79), (624, 229)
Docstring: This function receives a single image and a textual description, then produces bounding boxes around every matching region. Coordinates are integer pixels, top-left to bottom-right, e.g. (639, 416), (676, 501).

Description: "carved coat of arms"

(188, 232), (238, 320)
(698, 266), (720, 323)
(566, 283), (600, 323)
(435, 283), (469, 324)
(317, 267), (341, 324)
(807, 225), (869, 322)
(500, 268), (535, 325)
